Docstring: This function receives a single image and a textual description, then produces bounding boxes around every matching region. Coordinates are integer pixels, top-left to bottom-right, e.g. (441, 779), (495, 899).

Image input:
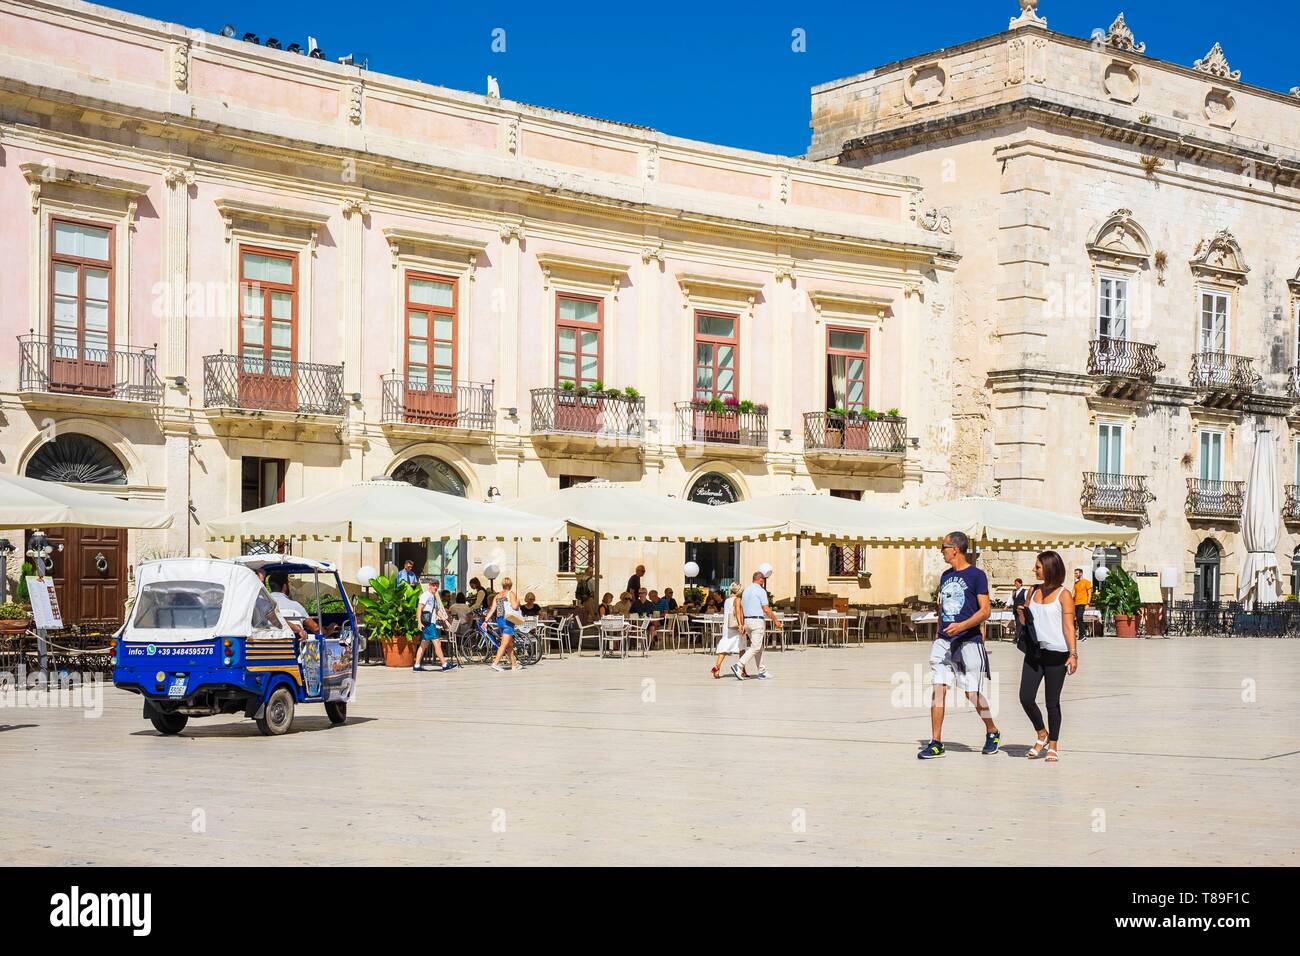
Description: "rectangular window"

(1097, 423), (1123, 476)
(1199, 431), (1223, 482)
(241, 457), (286, 511)
(49, 218), (114, 390)
(558, 475), (595, 574)
(1199, 290), (1230, 356)
(826, 328), (869, 411)
(694, 310), (739, 401)
(405, 272), (457, 394)
(556, 294), (602, 388)
(828, 490), (866, 576)
(1098, 276), (1129, 341)
(239, 247), (297, 377)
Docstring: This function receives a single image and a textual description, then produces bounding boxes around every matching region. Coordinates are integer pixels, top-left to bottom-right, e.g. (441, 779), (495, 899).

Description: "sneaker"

(511, 664), (523, 671)
(489, 663), (504, 673)
(731, 663), (745, 680)
(754, 671), (772, 680)
(412, 665), (425, 672)
(982, 730), (1001, 755)
(917, 740), (945, 759)
(440, 662), (455, 671)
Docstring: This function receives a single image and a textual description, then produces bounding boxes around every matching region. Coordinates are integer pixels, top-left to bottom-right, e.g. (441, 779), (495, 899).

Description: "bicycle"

(460, 613), (542, 666)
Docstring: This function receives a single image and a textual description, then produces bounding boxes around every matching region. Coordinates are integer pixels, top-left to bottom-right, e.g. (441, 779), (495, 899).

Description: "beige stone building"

(810, 3), (1300, 600)
(0, 0), (958, 621)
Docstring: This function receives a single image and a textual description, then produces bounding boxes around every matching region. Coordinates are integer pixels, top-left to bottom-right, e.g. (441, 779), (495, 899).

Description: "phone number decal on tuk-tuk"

(125, 644), (217, 657)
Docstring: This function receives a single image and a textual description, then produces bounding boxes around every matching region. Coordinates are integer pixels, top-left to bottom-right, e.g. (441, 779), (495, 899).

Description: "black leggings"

(1019, 652), (1068, 741)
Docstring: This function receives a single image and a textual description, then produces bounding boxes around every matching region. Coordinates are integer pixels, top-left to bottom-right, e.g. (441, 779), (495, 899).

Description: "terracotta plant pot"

(1113, 614), (1138, 638)
(0, 619), (28, 636)
(380, 636), (417, 667)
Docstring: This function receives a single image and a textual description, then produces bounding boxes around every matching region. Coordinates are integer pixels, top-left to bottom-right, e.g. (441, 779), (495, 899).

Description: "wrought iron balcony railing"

(1288, 365), (1300, 401)
(1185, 478), (1245, 520)
(382, 375), (494, 430)
(1189, 351), (1260, 394)
(18, 334), (162, 402)
(1087, 337), (1164, 382)
(803, 412), (907, 455)
(1285, 485), (1300, 523)
(203, 353), (346, 416)
(675, 401), (768, 449)
(1080, 472), (1154, 516)
(530, 386), (645, 440)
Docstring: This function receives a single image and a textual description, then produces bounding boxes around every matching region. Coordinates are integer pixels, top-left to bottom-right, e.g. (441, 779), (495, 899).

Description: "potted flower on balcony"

(354, 574), (421, 667)
(1095, 566), (1142, 638)
(699, 395), (740, 443)
(0, 601), (30, 637)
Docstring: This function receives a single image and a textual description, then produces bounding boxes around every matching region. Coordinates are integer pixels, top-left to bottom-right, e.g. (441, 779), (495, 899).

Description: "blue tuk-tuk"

(113, 556), (359, 736)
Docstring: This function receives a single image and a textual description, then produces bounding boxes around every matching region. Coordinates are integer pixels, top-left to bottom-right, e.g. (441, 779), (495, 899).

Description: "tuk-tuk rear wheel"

(325, 702), (347, 725)
(256, 686), (295, 736)
(149, 711), (188, 735)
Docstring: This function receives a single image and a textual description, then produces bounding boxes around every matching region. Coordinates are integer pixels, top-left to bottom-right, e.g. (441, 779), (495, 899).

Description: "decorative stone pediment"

(382, 227), (488, 278)
(215, 198), (329, 253)
(1103, 13), (1145, 54)
(21, 161), (148, 219)
(1193, 43), (1240, 82)
(808, 289), (893, 319)
(1086, 209), (1152, 268)
(1190, 230), (1249, 284)
(535, 251), (629, 295)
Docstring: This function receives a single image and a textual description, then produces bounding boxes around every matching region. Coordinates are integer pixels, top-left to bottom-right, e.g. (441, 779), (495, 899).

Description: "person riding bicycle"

(488, 577), (522, 673)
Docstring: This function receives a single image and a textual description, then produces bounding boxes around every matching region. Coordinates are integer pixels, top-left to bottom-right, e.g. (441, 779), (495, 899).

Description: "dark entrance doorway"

(40, 526), (128, 628)
(388, 455), (469, 593)
(684, 472), (740, 592)
(1194, 539), (1222, 602)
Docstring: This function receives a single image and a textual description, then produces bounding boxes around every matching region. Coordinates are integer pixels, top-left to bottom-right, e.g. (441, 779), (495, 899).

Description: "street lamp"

(484, 563), (501, 591)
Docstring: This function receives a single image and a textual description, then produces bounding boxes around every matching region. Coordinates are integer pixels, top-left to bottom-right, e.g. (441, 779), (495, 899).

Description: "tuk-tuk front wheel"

(256, 687), (295, 736)
(149, 711), (188, 735)
(325, 702), (347, 725)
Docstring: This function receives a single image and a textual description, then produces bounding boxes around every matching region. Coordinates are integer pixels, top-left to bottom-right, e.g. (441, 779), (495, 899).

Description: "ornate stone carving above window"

(382, 227), (487, 278)
(1203, 87), (1238, 129)
(1103, 60), (1141, 105)
(535, 251), (629, 297)
(903, 62), (947, 108)
(1103, 13), (1145, 53)
(1288, 265), (1300, 296)
(214, 198), (329, 252)
(1086, 209), (1152, 269)
(1190, 230), (1249, 285)
(20, 161), (148, 223)
(1193, 43), (1240, 82)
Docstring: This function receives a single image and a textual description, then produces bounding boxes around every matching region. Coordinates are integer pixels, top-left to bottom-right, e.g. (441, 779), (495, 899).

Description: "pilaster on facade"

(339, 194), (368, 396)
(161, 163), (195, 381)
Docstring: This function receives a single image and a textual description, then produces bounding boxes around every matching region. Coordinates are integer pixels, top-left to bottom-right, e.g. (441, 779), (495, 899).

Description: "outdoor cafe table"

(813, 610), (851, 646)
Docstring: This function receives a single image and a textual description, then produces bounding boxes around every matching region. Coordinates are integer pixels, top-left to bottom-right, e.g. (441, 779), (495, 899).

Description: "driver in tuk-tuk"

(266, 573), (321, 639)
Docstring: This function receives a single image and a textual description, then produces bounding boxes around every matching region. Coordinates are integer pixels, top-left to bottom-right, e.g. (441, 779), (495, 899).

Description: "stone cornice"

(841, 98), (1300, 188)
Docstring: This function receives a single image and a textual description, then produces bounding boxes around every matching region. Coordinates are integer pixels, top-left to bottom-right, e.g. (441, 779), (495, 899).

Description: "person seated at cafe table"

(598, 592), (616, 617)
(521, 592), (542, 618)
(703, 588), (726, 613)
(656, 588), (679, 613)
(631, 588), (656, 616)
(613, 591), (634, 615)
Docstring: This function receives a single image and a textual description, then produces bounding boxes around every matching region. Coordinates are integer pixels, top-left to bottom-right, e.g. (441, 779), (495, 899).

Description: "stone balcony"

(17, 334), (162, 405)
(803, 412), (908, 463)
(1080, 472), (1155, 519)
(530, 386), (645, 446)
(674, 401), (768, 452)
(202, 353), (346, 417)
(1189, 351), (1260, 409)
(1086, 338), (1164, 400)
(381, 375), (494, 433)
(1185, 478), (1245, 521)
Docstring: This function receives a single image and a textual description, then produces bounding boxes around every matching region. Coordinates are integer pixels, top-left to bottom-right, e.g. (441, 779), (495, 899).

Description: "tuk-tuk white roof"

(228, 555), (338, 574)
(125, 558), (284, 642)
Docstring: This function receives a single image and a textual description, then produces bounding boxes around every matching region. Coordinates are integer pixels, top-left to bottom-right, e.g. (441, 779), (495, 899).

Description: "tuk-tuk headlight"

(155, 671), (166, 682)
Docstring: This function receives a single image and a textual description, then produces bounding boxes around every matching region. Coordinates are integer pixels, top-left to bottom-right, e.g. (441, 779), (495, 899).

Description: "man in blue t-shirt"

(918, 531), (1001, 759)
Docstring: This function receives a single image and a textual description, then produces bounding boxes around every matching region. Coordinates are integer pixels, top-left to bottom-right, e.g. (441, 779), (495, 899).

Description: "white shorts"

(929, 637), (986, 693)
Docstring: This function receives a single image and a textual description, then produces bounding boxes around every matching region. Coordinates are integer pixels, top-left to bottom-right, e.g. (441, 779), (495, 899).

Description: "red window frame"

(48, 216), (115, 357)
(694, 310), (739, 402)
(238, 245), (299, 371)
(405, 270), (458, 391)
(555, 293), (603, 388)
(827, 326), (870, 412)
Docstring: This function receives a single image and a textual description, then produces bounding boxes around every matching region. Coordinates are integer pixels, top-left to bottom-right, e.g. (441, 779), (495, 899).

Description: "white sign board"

(26, 577), (63, 629)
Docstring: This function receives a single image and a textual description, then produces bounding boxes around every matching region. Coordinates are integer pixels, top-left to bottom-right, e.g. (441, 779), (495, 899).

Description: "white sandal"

(1027, 736), (1049, 759)
(1044, 747), (1059, 762)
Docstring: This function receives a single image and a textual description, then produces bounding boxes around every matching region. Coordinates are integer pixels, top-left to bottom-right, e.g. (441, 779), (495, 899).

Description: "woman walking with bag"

(488, 576), (523, 673)
(1020, 551), (1079, 762)
(709, 582), (745, 679)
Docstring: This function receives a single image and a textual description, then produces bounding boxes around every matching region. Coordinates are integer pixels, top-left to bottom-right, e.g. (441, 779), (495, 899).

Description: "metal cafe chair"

(624, 616), (653, 657)
(539, 614), (573, 659)
(598, 616), (628, 658)
(846, 610), (867, 647)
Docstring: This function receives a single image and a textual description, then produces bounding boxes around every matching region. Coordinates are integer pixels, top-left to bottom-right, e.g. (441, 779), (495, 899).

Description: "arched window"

(687, 472), (739, 506)
(25, 433), (126, 485)
(1194, 539), (1222, 603)
(389, 455), (466, 497)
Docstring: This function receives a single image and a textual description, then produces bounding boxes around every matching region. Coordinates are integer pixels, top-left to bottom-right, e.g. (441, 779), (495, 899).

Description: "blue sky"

(109, 0), (1292, 156)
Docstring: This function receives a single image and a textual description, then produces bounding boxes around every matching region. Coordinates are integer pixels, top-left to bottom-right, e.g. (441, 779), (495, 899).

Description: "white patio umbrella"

(0, 472), (173, 529)
(905, 496), (1141, 550)
(1238, 429), (1281, 608)
(206, 476), (566, 544)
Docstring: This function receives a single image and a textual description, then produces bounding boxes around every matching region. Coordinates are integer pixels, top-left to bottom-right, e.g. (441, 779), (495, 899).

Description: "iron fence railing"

(1189, 350), (1260, 393)
(674, 401), (768, 448)
(18, 334), (162, 402)
(1286, 485), (1300, 523)
(530, 386), (645, 440)
(1167, 600), (1300, 637)
(1185, 477), (1245, 519)
(382, 375), (494, 430)
(203, 353), (345, 415)
(1087, 337), (1164, 380)
(804, 412), (907, 455)
(1289, 365), (1300, 401)
(1081, 472), (1154, 516)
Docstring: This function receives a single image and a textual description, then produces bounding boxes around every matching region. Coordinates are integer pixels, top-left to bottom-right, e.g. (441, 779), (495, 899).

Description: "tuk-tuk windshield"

(132, 581), (225, 629)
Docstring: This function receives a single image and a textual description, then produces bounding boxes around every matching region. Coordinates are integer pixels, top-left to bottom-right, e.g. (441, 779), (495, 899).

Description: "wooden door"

(238, 247), (298, 411)
(41, 527), (128, 628)
(49, 218), (115, 395)
(404, 273), (458, 425)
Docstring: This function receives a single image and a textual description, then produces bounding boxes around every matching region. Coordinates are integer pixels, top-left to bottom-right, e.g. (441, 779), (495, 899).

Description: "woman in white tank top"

(1020, 551), (1079, 762)
(710, 582), (745, 679)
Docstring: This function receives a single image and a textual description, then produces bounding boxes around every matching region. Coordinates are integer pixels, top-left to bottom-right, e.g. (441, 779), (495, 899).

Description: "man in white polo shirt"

(733, 570), (781, 680)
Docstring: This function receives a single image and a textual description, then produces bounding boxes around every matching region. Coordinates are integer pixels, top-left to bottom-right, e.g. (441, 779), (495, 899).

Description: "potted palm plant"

(354, 574), (421, 666)
(1095, 566), (1141, 638)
